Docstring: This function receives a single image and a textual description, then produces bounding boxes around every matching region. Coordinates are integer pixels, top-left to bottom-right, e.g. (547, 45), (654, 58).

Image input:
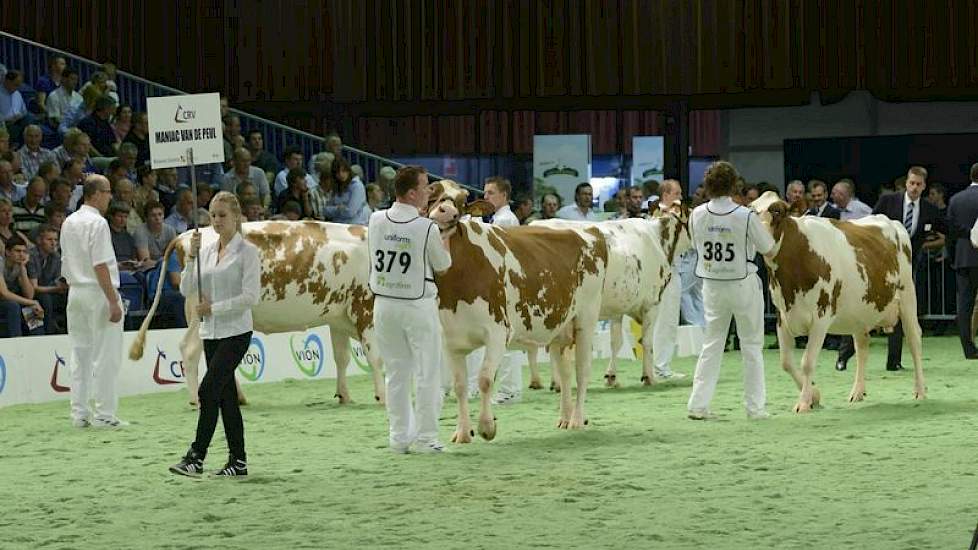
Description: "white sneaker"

(411, 440), (447, 454)
(72, 418), (91, 428)
(687, 409), (717, 420)
(389, 445), (410, 455)
(747, 410), (771, 420)
(93, 417), (130, 428)
(491, 392), (521, 405)
(656, 371), (687, 381)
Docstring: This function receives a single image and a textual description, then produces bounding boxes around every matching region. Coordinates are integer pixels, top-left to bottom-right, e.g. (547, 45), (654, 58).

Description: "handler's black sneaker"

(214, 456), (248, 477)
(169, 448), (204, 477)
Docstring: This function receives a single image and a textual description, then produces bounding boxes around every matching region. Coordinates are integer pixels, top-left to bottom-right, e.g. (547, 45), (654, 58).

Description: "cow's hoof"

(238, 397), (249, 406)
(604, 374), (620, 388)
(810, 387), (822, 408)
(848, 389), (866, 403)
(528, 380), (543, 390)
(793, 401), (812, 413)
(640, 375), (654, 386)
(913, 389), (927, 400)
(334, 393), (352, 405)
(451, 429), (473, 444)
(478, 419), (496, 441)
(557, 418), (570, 429)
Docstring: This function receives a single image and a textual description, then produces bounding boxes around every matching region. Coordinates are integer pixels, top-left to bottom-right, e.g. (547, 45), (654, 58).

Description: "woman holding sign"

(686, 162), (776, 421)
(170, 191), (260, 477)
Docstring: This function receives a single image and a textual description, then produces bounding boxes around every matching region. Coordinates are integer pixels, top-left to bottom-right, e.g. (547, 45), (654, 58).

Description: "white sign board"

(146, 92), (225, 169)
(533, 134), (592, 207)
(631, 136), (665, 187)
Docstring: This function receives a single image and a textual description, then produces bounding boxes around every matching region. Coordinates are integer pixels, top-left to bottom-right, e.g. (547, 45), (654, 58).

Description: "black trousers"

(955, 267), (978, 356)
(192, 332), (252, 460)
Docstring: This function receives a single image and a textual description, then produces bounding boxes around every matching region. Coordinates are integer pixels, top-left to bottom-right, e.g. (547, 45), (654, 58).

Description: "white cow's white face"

(429, 201), (460, 230)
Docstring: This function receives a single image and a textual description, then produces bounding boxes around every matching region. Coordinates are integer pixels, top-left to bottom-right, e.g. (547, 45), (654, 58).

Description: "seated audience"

(312, 158), (367, 224)
(132, 165), (159, 220)
(12, 177), (47, 234)
(0, 235), (45, 336)
(222, 147), (269, 207)
(0, 159), (25, 202)
(31, 202), (67, 243)
(44, 67), (81, 125)
(17, 125), (55, 179)
(164, 189), (194, 233)
(241, 198), (264, 222)
(272, 168), (314, 218)
(123, 111), (150, 166)
(247, 130), (279, 174)
(107, 201), (138, 265)
(29, 225), (66, 334)
(77, 95), (118, 157)
(276, 146), (317, 195)
(112, 104), (132, 143)
(134, 201), (177, 263)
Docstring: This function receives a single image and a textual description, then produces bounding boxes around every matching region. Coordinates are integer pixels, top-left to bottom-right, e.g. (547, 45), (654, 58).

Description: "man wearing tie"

(804, 180), (841, 219)
(947, 162), (978, 359)
(870, 166), (942, 370)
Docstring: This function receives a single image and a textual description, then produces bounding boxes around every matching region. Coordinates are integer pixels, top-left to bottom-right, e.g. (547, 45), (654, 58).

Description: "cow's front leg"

(330, 331), (353, 404)
(363, 342), (386, 404)
(639, 310), (658, 385)
(448, 349), (474, 444)
(794, 324), (827, 413)
(477, 342), (505, 441)
(604, 317), (623, 388)
(900, 288), (927, 400)
(848, 331), (870, 403)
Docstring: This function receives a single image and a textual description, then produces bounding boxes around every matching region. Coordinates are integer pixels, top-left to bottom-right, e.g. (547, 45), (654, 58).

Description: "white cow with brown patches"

(130, 221), (386, 405)
(529, 205), (692, 389)
(751, 191), (926, 411)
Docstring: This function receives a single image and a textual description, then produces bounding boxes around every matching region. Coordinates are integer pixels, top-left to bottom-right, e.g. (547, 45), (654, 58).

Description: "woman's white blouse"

(179, 233), (261, 340)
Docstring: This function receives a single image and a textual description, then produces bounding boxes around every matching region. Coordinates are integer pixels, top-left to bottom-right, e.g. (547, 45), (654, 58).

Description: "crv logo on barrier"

(153, 347), (184, 385)
(50, 352), (69, 393)
(289, 334), (324, 377)
(238, 337), (265, 381)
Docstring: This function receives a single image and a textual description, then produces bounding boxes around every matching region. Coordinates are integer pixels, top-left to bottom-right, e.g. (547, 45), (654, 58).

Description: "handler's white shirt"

(492, 204), (520, 227)
(180, 233), (261, 339)
(556, 204), (598, 221)
(370, 202), (451, 301)
(60, 204), (120, 288)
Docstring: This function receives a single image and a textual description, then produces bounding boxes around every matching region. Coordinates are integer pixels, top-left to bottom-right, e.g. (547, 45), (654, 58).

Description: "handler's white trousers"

(374, 297), (444, 449)
(470, 348), (520, 397)
(652, 266), (681, 375)
(687, 274), (766, 415)
(67, 286), (124, 423)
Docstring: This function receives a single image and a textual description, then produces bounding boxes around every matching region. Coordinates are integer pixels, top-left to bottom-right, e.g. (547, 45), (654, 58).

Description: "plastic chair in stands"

(119, 270), (146, 330)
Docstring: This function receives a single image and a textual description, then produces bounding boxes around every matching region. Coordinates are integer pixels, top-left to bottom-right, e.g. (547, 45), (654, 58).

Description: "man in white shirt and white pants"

(369, 166), (452, 454)
(60, 175), (125, 428)
(475, 177), (523, 404)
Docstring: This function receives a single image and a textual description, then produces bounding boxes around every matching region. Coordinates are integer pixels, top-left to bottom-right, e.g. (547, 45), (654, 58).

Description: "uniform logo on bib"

(290, 334), (324, 377)
(238, 337), (266, 381)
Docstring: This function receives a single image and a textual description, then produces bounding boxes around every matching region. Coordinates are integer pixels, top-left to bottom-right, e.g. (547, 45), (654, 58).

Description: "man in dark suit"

(805, 179), (841, 219)
(946, 162), (978, 359)
(870, 166), (943, 370)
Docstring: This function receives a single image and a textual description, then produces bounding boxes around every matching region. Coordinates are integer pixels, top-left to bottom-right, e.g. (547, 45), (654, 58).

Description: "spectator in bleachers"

(219, 95), (230, 118)
(365, 183), (384, 217)
(47, 178), (72, 215)
(197, 182), (214, 212)
(176, 161), (224, 189)
(276, 147), (317, 195)
(1, 71), (32, 146)
(112, 104), (132, 143)
(78, 71), (109, 100)
(44, 67), (81, 126)
(539, 192), (561, 220)
(0, 234), (45, 337)
(17, 125), (54, 179)
(1, 150), (26, 185)
(113, 179), (143, 233)
(0, 128), (9, 155)
(0, 197), (30, 250)
(831, 178), (872, 220)
(58, 84), (101, 137)
(134, 201), (177, 263)
(116, 142), (138, 181)
(246, 130), (279, 174)
(513, 195), (534, 224)
(222, 147), (269, 207)
(273, 168), (314, 218)
(0, 159), (25, 202)
(33, 56), (66, 112)
(308, 152), (334, 185)
(556, 183), (597, 221)
(99, 62), (120, 104)
(132, 165), (158, 218)
(241, 197), (264, 222)
(107, 201), (137, 266)
(235, 181), (259, 206)
(105, 159), (128, 187)
(314, 158), (367, 224)
(156, 167), (179, 212)
(165, 188), (194, 233)
(222, 115), (242, 168)
(37, 159), (60, 185)
(374, 165), (396, 202)
(325, 133), (343, 157)
(78, 95), (119, 157)
(53, 128), (95, 172)
(123, 111), (150, 166)
(29, 225), (66, 334)
(32, 202), (67, 243)
(62, 158), (86, 203)
(12, 177), (47, 235)
(281, 201), (303, 221)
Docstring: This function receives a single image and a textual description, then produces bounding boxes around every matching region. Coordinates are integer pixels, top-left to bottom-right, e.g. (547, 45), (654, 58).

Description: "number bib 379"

(692, 204), (752, 280)
(368, 212), (434, 300)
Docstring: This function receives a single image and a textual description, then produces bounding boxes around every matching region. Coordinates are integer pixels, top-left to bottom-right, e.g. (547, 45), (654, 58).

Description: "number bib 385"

(368, 212), (434, 300)
(692, 204), (752, 280)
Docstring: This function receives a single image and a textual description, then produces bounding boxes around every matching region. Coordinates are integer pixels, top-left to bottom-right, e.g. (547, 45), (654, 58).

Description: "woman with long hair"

(317, 157), (368, 224)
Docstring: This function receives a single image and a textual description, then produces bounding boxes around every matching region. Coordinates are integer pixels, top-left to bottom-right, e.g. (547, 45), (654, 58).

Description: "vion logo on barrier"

(50, 352), (69, 393)
(0, 354), (6, 395)
(153, 347), (184, 385)
(290, 334), (324, 377)
(238, 337), (265, 382)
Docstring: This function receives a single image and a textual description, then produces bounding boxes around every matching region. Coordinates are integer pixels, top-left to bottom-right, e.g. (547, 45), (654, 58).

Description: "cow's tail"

(128, 237), (181, 361)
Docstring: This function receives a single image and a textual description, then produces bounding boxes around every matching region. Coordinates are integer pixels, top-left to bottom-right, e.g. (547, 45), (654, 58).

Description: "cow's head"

(752, 192), (793, 256)
(426, 179), (469, 215)
(428, 198), (495, 237)
(650, 199), (693, 264)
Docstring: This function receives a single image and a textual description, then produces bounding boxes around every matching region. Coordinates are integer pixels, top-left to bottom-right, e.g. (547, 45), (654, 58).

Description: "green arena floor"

(1, 335), (977, 549)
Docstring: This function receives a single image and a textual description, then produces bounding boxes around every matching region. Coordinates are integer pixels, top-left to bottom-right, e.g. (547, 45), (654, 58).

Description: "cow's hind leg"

(358, 330), (386, 404)
(569, 318), (596, 429)
(604, 317), (623, 388)
(551, 343), (574, 428)
(848, 330), (870, 403)
(639, 309), (659, 385)
(900, 290), (927, 400)
(330, 330), (353, 404)
(794, 324), (828, 413)
(448, 349), (474, 444)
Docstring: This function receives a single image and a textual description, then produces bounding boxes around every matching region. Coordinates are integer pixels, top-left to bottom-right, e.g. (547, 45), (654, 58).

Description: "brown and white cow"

(130, 221), (386, 405)
(751, 191), (926, 411)
(427, 196), (608, 443)
(529, 205), (692, 389)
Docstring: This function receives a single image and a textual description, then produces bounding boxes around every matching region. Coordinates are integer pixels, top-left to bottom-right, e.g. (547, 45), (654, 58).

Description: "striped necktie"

(904, 202), (914, 233)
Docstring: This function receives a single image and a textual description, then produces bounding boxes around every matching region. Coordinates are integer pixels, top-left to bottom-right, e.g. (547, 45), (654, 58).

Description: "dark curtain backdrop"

(4, 0), (976, 155)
